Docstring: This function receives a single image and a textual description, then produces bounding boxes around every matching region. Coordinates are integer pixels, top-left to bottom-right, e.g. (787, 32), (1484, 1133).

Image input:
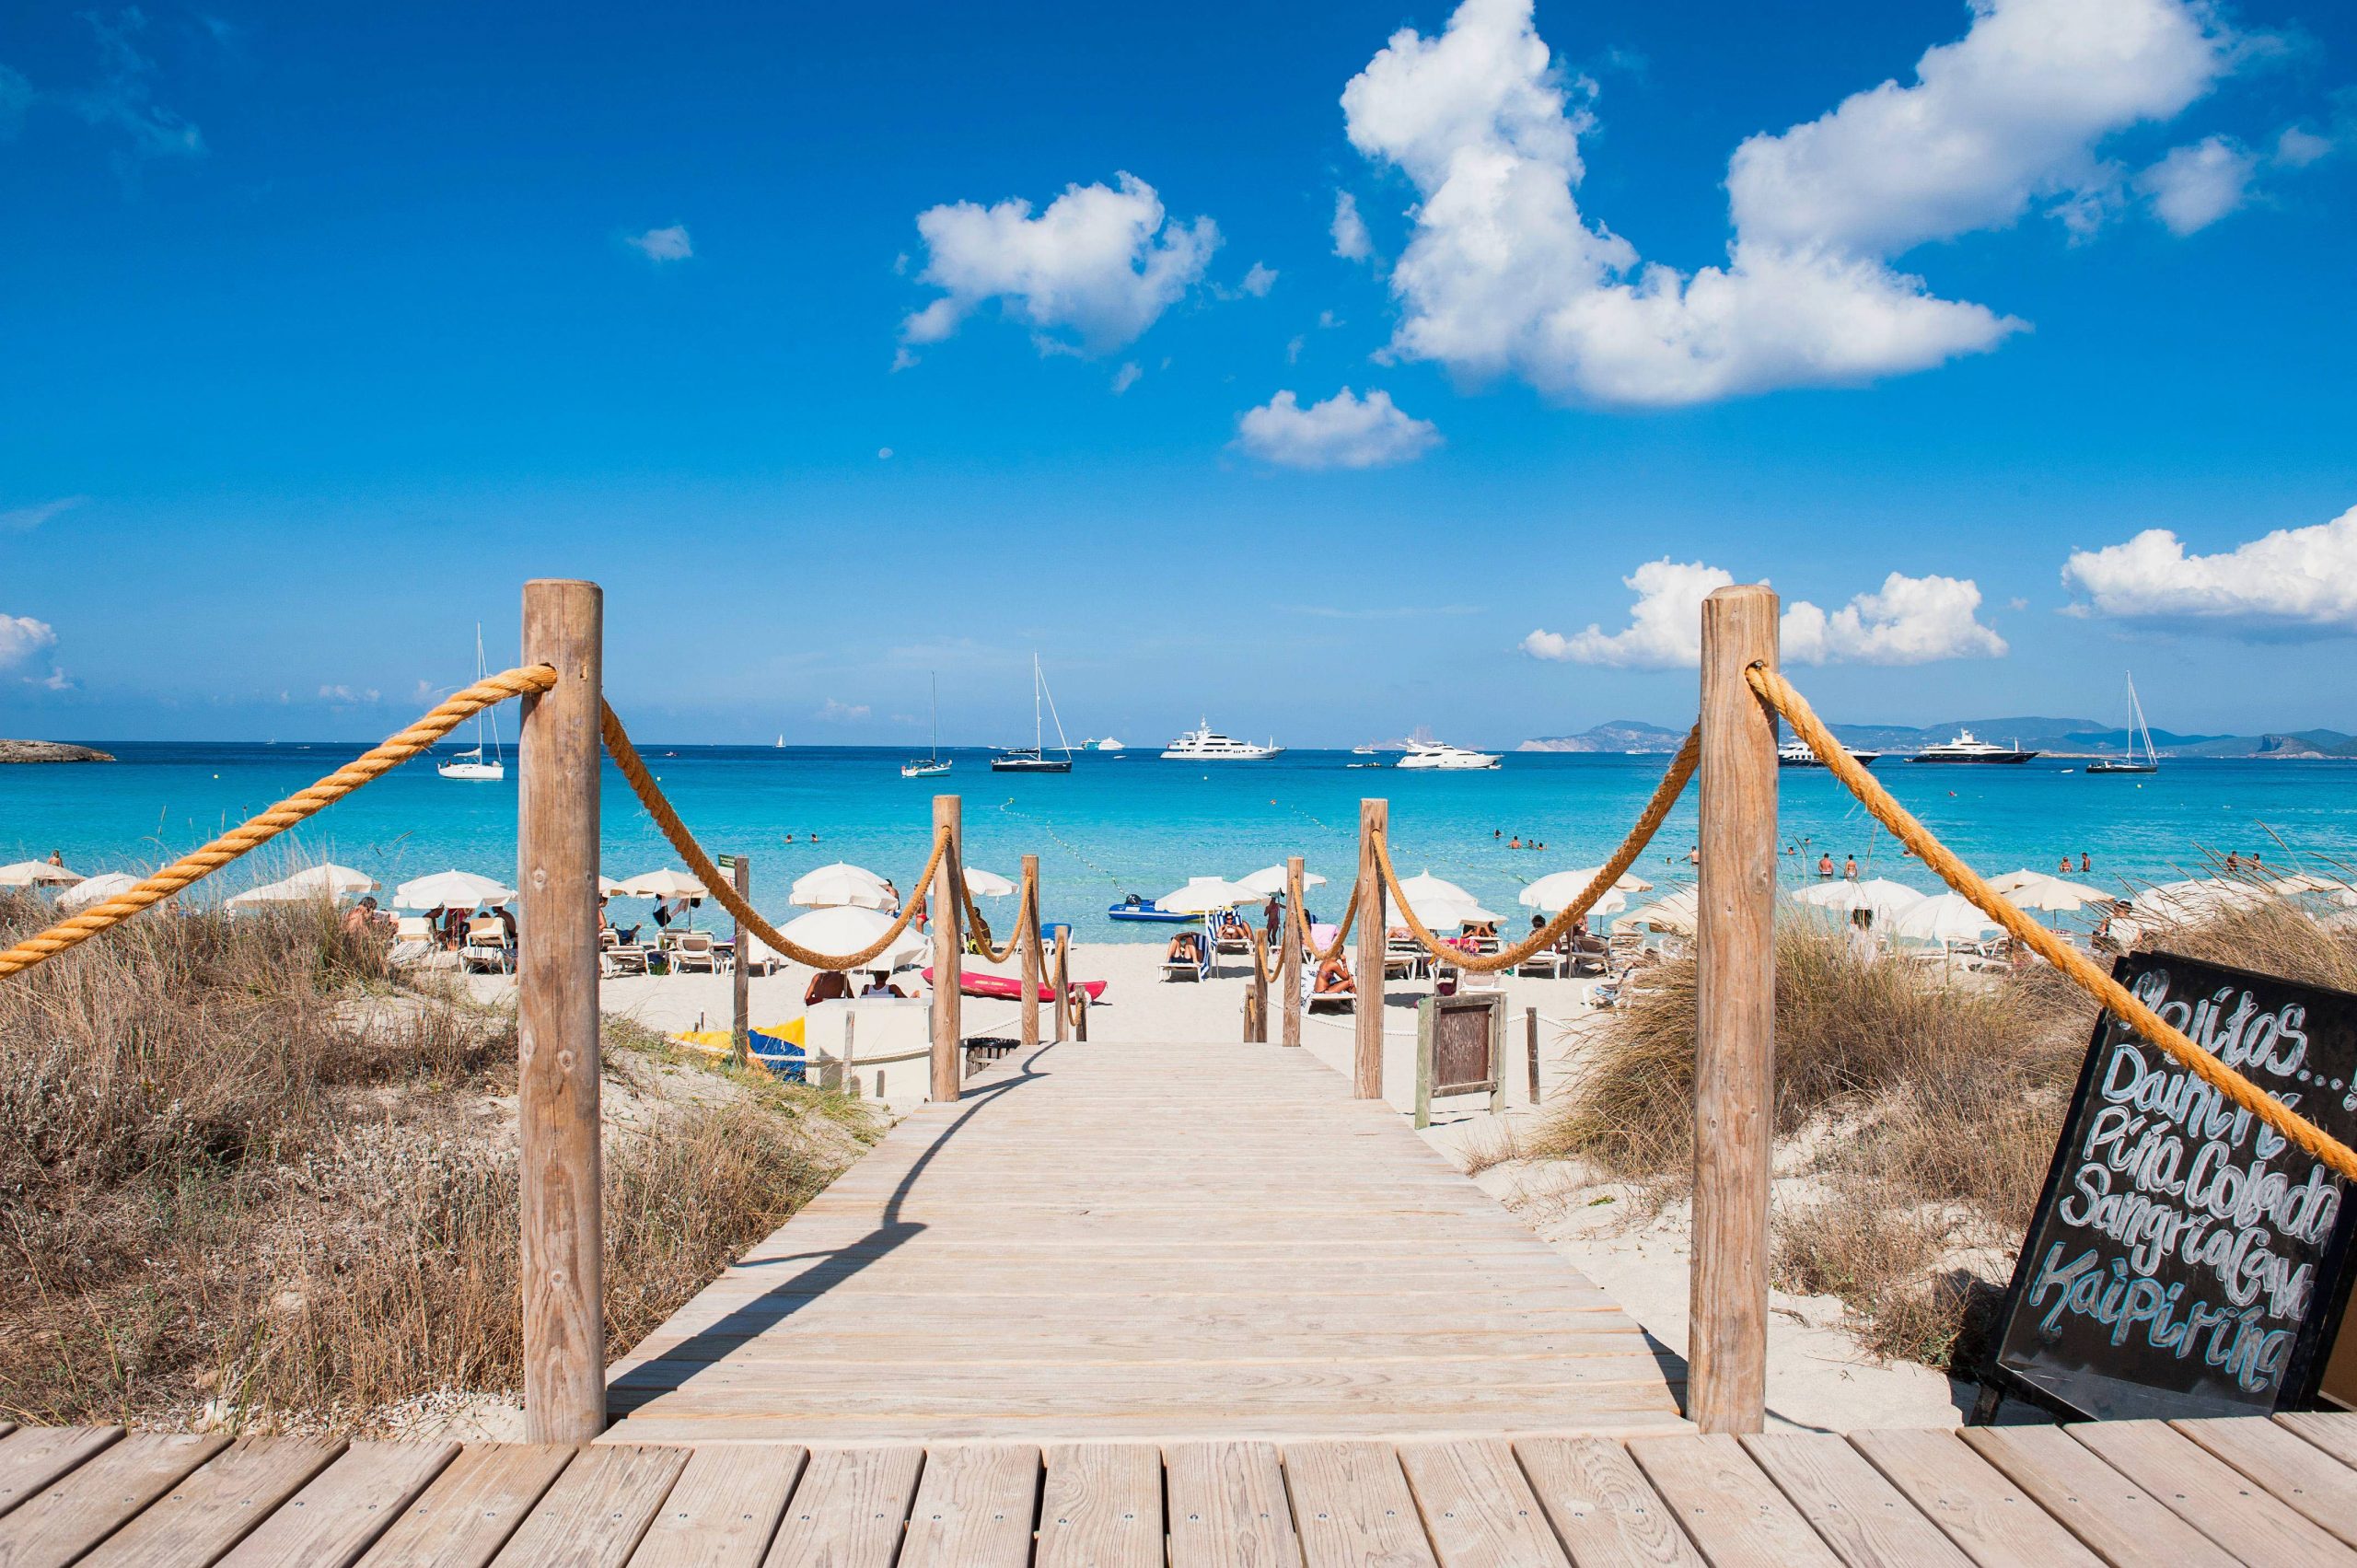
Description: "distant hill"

(1518, 721), (1689, 754)
(1516, 717), (2355, 760)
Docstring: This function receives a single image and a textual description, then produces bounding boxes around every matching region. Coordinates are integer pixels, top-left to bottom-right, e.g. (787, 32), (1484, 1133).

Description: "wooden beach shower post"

(1691, 583), (1778, 1434)
(931, 794), (963, 1102)
(1281, 854), (1304, 1048)
(517, 578), (607, 1443)
(1355, 798), (1387, 1098)
(1020, 853), (1041, 1047)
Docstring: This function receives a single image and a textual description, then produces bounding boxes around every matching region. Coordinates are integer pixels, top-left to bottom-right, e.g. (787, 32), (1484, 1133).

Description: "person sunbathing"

(804, 970), (852, 1006)
(1167, 932), (1205, 965)
(1315, 956), (1353, 994)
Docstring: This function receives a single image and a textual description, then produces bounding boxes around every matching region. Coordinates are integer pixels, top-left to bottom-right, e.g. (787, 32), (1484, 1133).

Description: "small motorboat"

(1105, 894), (1202, 923)
(923, 968), (1107, 1004)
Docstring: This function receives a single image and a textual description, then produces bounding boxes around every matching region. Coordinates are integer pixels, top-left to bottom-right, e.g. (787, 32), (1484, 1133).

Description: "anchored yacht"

(1395, 739), (1501, 771)
(2085, 672), (2159, 775)
(1910, 728), (2038, 764)
(1160, 723), (1282, 761)
(1777, 738), (1882, 769)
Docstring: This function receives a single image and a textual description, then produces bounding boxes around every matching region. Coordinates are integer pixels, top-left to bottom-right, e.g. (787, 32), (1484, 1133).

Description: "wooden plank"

(1396, 1438), (1567, 1568)
(82, 1436), (344, 1568)
(2179, 1417), (2357, 1547)
(354, 1443), (575, 1568)
(625, 1446), (805, 1568)
(1037, 1443), (1162, 1568)
(1957, 1425), (2236, 1568)
(0, 1429), (122, 1522)
(1515, 1436), (1701, 1568)
(492, 1445), (687, 1567)
(896, 1446), (1038, 1567)
(1283, 1441), (1435, 1568)
(2067, 1418), (2356, 1566)
(1742, 1433), (1969, 1568)
(218, 1441), (459, 1568)
(2279, 1411), (2357, 1469)
(1629, 1434), (1841, 1568)
(1167, 1441), (1301, 1568)
(761, 1446), (922, 1568)
(0, 1432), (226, 1568)
(1849, 1428), (2103, 1568)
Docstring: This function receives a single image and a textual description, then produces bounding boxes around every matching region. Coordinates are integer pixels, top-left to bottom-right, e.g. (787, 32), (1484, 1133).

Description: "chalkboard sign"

(1980, 950), (2357, 1422)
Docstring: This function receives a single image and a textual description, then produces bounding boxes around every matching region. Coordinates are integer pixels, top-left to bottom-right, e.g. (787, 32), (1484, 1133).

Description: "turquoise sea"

(5, 743), (2353, 941)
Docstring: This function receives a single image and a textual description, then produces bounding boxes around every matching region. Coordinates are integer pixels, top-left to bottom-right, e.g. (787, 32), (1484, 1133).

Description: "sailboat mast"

(1034, 655), (1044, 751)
(929, 672), (939, 762)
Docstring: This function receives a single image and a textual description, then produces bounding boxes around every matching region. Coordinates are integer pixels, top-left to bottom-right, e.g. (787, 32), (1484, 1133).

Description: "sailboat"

(438, 626), (505, 781)
(2086, 671), (2160, 774)
(991, 656), (1074, 773)
(902, 673), (951, 779)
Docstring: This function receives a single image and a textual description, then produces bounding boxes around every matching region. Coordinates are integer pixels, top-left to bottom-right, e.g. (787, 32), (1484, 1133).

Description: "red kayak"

(923, 968), (1107, 1004)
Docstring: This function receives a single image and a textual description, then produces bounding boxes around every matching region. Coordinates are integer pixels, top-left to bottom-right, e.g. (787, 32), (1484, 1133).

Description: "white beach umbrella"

(963, 866), (1016, 898)
(1395, 870), (1473, 905)
(1793, 878), (1927, 920)
(1612, 885), (1701, 936)
(2272, 872), (2355, 897)
(1992, 872), (2107, 912)
(598, 875), (628, 896)
(1517, 870), (1639, 913)
(0, 860), (82, 888)
(280, 863), (378, 896)
(226, 877), (334, 910)
(773, 905), (924, 970)
(788, 861), (892, 909)
(1889, 892), (2005, 945)
(58, 871), (138, 912)
(1237, 865), (1329, 897)
(1986, 868), (2050, 896)
(2132, 877), (2265, 923)
(395, 869), (518, 910)
(1157, 877), (1263, 914)
(618, 868), (709, 900)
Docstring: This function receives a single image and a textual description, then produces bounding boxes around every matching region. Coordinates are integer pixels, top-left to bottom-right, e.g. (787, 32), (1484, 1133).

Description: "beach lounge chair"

(389, 915), (436, 966)
(672, 931), (721, 974)
(460, 917), (511, 974)
(1161, 935), (1212, 982)
(599, 928), (650, 977)
(1306, 972), (1355, 1012)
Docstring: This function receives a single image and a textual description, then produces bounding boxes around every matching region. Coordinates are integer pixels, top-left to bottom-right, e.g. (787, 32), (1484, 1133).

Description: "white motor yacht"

(1395, 739), (1501, 770)
(1910, 728), (2038, 764)
(1160, 723), (1282, 761)
(1777, 738), (1882, 769)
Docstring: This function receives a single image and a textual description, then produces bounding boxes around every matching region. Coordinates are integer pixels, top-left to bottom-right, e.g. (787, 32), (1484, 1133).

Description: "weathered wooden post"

(517, 577), (605, 1444)
(1248, 935), (1268, 1042)
(729, 852), (751, 1068)
(1052, 929), (1069, 1044)
(1280, 855), (1304, 1049)
(1354, 799), (1387, 1098)
(1692, 583), (1779, 1434)
(1019, 854), (1041, 1049)
(1526, 1005), (1541, 1105)
(930, 795), (962, 1102)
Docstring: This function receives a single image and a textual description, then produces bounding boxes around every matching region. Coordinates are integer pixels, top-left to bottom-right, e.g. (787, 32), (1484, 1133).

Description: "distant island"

(1519, 717), (2357, 761)
(0, 739), (115, 764)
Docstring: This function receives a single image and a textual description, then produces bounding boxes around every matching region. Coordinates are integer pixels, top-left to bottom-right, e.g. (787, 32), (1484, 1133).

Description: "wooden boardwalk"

(604, 1039), (1688, 1445)
(2, 1414), (2354, 1564)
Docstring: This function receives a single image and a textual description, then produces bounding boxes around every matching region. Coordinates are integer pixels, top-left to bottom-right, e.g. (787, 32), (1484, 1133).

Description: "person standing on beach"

(1263, 894), (1282, 944)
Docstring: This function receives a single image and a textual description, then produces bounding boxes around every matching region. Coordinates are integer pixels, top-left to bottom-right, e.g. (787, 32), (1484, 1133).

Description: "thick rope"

(1294, 877), (1360, 968)
(1750, 664), (2357, 1184)
(960, 873), (1035, 966)
(1370, 725), (1701, 975)
(1251, 925), (1284, 987)
(0, 668), (558, 980)
(601, 703), (949, 970)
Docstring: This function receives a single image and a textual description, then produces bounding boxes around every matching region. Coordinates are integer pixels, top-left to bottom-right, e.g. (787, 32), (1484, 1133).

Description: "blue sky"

(2, 0), (2351, 748)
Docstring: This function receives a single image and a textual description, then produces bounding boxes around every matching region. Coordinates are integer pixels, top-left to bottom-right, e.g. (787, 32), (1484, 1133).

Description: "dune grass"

(0, 890), (876, 1431)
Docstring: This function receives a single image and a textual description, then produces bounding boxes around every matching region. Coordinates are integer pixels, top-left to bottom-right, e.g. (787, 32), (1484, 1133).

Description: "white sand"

(470, 939), (2000, 1432)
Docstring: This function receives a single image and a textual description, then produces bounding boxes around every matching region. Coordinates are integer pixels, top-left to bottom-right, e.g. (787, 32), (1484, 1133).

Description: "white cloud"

(1236, 388), (1440, 470)
(0, 614), (57, 668)
(627, 224), (693, 261)
(1240, 261), (1278, 297)
(1779, 573), (2008, 665)
(1110, 362), (1143, 395)
(816, 698), (871, 722)
(877, 447), (894, 459)
(1341, 0), (2236, 407)
(2061, 505), (2357, 633)
(1330, 191), (1372, 261)
(2274, 125), (2333, 168)
(2135, 135), (2257, 233)
(1, 495), (87, 532)
(901, 173), (1218, 356)
(1525, 560), (2005, 668)
(317, 684), (380, 704)
(74, 9), (203, 162)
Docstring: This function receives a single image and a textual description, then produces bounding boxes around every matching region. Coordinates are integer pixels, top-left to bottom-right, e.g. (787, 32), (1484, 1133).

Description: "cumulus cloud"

(2061, 505), (2357, 633)
(1235, 388), (1440, 470)
(1341, 0), (2237, 406)
(816, 698), (871, 722)
(627, 224), (693, 261)
(1525, 560), (2006, 668)
(1330, 190), (1373, 260)
(1111, 362), (1143, 395)
(1240, 261), (1278, 297)
(901, 173), (1218, 356)
(0, 614), (58, 668)
(2135, 136), (2258, 233)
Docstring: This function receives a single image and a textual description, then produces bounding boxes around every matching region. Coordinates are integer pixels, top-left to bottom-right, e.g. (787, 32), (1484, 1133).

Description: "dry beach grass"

(0, 890), (877, 1433)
